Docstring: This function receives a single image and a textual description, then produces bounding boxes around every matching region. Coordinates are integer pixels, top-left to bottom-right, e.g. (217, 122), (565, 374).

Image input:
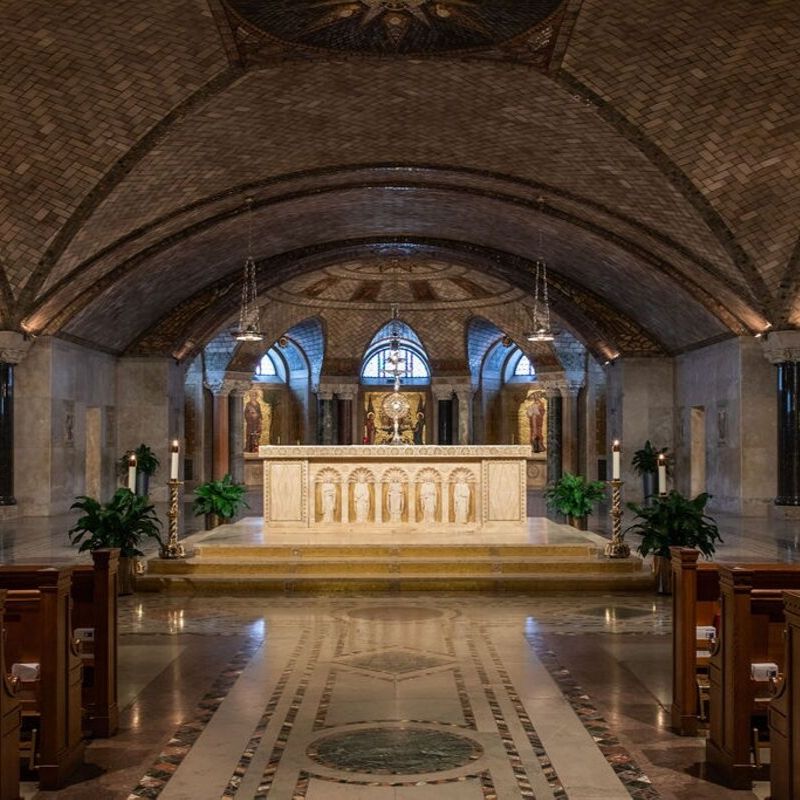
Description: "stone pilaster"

(225, 379), (251, 485)
(546, 387), (563, 483)
(560, 382), (582, 476)
(762, 331), (800, 506)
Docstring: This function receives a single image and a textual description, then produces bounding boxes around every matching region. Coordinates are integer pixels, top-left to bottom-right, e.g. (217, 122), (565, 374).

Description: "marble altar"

(251, 445), (531, 533)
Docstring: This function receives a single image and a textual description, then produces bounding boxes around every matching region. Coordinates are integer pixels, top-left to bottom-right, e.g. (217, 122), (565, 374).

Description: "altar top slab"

(252, 445), (537, 460)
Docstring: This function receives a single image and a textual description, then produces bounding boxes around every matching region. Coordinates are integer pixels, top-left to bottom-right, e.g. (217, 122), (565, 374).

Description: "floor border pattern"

(292, 768), (499, 798)
(221, 627), (312, 798)
(525, 633), (660, 800)
(126, 636), (263, 799)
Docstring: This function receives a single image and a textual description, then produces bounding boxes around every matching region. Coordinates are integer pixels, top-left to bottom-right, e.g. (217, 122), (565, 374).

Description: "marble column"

(227, 381), (249, 485)
(337, 397), (353, 445)
(211, 389), (230, 480)
(0, 362), (14, 505)
(0, 333), (31, 505)
(546, 389), (563, 482)
(317, 390), (334, 445)
(454, 389), (473, 445)
(762, 331), (800, 506)
(560, 384), (582, 476)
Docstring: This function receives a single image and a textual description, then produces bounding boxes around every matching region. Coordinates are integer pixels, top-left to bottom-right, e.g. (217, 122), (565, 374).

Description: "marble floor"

(2, 492), (796, 799)
(27, 593), (770, 800)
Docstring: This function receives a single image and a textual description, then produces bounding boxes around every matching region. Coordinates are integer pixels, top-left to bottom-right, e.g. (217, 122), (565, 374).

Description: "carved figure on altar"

(321, 481), (336, 523)
(354, 478), (370, 523)
(420, 480), (437, 524)
(387, 481), (404, 523)
(454, 480), (470, 525)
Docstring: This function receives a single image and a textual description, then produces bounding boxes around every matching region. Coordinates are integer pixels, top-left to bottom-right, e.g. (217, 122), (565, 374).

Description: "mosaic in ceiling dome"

(224, 0), (566, 56)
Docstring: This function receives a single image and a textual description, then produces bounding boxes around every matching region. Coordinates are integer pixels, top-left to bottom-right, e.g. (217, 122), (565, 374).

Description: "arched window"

(514, 354), (536, 378)
(503, 347), (537, 383)
(360, 321), (431, 385)
(254, 348), (287, 382)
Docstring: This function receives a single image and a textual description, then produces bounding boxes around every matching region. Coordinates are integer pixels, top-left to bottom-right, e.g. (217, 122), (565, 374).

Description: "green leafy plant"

(626, 490), (723, 558)
(631, 440), (670, 476)
(544, 472), (606, 519)
(117, 443), (160, 478)
(68, 488), (163, 557)
(192, 474), (249, 521)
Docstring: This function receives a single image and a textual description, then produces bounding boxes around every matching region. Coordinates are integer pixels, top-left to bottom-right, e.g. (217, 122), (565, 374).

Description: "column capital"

(224, 379), (251, 397)
(0, 331), (33, 365)
(761, 330), (800, 364)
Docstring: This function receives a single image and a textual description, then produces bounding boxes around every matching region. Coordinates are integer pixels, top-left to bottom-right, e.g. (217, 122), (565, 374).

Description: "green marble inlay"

(307, 727), (482, 774)
(344, 650), (451, 674)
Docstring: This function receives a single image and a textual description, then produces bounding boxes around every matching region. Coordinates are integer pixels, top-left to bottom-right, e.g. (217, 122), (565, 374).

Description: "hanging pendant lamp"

(233, 198), (264, 342)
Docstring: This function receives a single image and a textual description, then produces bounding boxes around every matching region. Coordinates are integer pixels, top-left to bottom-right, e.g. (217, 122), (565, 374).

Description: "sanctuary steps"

(140, 539), (650, 594)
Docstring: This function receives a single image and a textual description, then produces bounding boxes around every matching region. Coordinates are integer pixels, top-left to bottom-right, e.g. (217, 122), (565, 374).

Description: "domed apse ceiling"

(268, 257), (522, 310)
(224, 0), (565, 56)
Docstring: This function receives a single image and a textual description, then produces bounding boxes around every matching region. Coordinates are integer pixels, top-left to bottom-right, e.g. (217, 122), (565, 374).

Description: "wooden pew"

(706, 565), (800, 789)
(769, 590), (800, 800)
(70, 549), (119, 738)
(670, 547), (720, 734)
(0, 592), (21, 800)
(0, 568), (84, 790)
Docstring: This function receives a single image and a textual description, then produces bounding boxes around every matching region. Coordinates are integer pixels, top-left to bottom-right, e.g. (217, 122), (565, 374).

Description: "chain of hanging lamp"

(234, 197), (264, 342)
(526, 227), (555, 342)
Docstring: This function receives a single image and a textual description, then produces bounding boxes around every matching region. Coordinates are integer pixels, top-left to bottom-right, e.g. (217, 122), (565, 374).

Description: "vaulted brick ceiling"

(1, 0), (797, 361)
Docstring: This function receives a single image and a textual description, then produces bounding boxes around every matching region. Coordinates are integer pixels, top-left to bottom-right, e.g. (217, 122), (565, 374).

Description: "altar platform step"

(140, 543), (651, 594)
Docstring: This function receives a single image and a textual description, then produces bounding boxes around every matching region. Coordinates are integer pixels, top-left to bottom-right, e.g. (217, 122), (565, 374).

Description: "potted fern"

(68, 488), (163, 594)
(631, 440), (669, 505)
(118, 443), (160, 496)
(544, 472), (606, 530)
(626, 490), (722, 594)
(192, 474), (249, 529)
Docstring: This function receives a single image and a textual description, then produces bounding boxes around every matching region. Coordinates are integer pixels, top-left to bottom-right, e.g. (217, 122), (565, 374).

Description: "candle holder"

(604, 479), (630, 559)
(160, 479), (186, 559)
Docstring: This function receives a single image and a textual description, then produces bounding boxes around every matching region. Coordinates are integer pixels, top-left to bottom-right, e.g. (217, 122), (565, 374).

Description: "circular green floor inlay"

(307, 727), (482, 774)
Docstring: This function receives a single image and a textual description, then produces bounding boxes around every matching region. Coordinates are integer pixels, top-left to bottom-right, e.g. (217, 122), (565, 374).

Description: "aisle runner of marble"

(127, 599), (658, 800)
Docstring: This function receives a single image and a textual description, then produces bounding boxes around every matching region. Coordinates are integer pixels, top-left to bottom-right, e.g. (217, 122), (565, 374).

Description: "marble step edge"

(191, 544), (599, 558)
(136, 572), (654, 594)
(146, 560), (644, 576)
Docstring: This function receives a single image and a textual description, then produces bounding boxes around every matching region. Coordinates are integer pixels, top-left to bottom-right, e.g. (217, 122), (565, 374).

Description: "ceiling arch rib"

(27, 184), (759, 359)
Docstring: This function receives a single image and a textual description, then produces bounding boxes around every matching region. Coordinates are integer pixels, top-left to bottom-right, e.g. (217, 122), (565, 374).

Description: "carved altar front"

(252, 445), (530, 533)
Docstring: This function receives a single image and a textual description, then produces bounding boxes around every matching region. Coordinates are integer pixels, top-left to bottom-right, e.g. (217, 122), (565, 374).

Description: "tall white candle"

(170, 440), (179, 481)
(612, 440), (621, 481)
(658, 454), (667, 495)
(127, 455), (137, 492)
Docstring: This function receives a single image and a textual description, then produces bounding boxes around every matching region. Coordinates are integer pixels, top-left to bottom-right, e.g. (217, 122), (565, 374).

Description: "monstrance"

(382, 384), (410, 445)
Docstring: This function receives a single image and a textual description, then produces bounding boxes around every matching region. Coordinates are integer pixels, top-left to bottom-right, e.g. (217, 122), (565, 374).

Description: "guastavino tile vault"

(1, 0), (800, 798)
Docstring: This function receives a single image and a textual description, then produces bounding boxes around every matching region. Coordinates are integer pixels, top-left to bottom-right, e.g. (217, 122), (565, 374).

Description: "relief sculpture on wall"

(382, 467), (408, 524)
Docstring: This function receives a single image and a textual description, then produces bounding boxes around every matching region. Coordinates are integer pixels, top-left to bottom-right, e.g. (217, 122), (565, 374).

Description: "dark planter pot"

(118, 556), (135, 595)
(205, 512), (221, 530)
(642, 472), (657, 507)
(135, 472), (150, 497)
(653, 554), (672, 594)
(568, 515), (588, 531)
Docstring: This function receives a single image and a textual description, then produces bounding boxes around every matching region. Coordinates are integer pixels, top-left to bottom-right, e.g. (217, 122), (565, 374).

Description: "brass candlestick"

(160, 479), (185, 559)
(604, 479), (630, 558)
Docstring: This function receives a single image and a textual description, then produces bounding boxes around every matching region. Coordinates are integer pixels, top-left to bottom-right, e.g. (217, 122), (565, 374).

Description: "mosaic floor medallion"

(307, 727), (482, 774)
(339, 649), (452, 675)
